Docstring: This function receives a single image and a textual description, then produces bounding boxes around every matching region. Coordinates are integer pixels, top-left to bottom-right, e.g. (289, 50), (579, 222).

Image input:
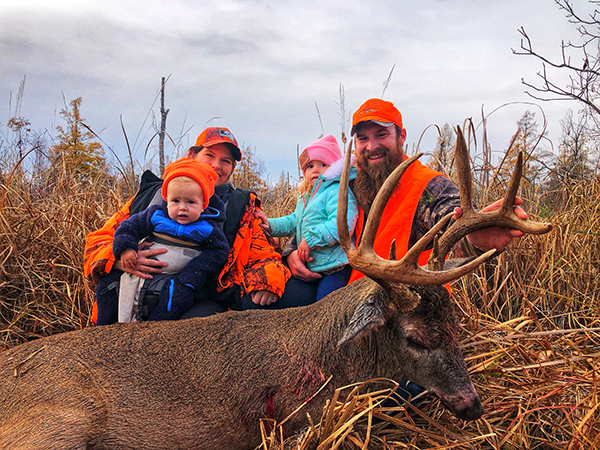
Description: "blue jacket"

(112, 195), (230, 293)
(268, 157), (358, 273)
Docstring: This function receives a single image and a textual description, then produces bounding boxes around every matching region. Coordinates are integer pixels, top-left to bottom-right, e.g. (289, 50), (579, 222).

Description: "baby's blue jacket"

(268, 157), (359, 273)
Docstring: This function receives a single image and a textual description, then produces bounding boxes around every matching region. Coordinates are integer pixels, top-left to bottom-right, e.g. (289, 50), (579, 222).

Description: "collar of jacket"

(151, 209), (215, 244)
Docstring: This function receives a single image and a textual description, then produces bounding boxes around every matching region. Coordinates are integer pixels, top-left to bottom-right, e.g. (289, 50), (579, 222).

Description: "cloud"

(0, 0), (585, 178)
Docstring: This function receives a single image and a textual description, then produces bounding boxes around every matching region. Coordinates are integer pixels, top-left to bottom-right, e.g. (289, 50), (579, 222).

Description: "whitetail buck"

(0, 126), (552, 450)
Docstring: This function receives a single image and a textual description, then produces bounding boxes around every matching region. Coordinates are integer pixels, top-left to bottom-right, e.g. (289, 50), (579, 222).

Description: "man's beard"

(354, 146), (404, 206)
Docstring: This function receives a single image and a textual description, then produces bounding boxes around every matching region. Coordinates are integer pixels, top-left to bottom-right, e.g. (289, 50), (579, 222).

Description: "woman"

(84, 127), (309, 324)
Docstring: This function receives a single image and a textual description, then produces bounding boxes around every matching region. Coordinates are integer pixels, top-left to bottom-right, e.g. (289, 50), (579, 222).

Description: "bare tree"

(158, 77), (169, 177)
(513, 1), (600, 117)
(541, 108), (596, 208)
(557, 109), (595, 182)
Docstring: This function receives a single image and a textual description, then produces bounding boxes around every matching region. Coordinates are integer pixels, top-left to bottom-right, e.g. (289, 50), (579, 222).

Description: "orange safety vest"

(349, 158), (443, 284)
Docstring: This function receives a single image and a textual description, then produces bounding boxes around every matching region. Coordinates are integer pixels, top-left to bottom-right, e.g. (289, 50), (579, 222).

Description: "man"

(287, 97), (527, 284)
(286, 97), (530, 401)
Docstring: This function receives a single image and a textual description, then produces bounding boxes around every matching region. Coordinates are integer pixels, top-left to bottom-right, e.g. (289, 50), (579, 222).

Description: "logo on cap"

(218, 128), (235, 142)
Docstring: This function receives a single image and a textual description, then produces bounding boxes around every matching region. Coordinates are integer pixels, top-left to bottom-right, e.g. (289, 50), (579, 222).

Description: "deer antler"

(337, 141), (496, 287)
(431, 126), (553, 269)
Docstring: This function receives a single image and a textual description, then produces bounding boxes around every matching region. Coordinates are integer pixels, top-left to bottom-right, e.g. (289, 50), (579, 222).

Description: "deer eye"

(406, 337), (429, 352)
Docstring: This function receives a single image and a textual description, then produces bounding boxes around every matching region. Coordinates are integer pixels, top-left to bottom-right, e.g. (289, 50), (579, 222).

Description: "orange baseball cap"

(162, 158), (218, 203)
(351, 98), (403, 135)
(194, 127), (242, 161)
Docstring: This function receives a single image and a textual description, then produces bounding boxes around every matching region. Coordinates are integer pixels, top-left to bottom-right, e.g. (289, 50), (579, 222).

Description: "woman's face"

(190, 144), (235, 187)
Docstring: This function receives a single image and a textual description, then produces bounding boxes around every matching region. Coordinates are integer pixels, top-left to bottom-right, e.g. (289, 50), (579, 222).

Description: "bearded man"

(287, 98), (528, 283)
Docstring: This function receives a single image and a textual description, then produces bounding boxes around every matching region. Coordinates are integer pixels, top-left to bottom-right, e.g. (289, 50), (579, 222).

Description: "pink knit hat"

(298, 135), (342, 170)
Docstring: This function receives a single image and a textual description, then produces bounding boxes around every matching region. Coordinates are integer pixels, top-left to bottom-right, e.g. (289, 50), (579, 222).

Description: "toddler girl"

(261, 135), (358, 301)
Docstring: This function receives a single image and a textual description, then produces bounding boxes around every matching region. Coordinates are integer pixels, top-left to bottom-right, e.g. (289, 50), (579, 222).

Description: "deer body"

(0, 278), (480, 450)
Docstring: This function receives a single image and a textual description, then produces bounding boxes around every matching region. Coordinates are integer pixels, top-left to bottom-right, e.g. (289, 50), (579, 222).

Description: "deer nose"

(455, 396), (484, 421)
(450, 395), (484, 421)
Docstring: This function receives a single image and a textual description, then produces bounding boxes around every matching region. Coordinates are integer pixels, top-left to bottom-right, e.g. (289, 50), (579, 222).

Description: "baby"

(95, 158), (229, 323)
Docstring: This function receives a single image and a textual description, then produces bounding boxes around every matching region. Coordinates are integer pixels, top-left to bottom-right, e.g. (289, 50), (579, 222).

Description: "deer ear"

(337, 300), (391, 347)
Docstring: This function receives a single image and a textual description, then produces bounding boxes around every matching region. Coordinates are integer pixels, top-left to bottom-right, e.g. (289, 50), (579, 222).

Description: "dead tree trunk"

(158, 76), (169, 176)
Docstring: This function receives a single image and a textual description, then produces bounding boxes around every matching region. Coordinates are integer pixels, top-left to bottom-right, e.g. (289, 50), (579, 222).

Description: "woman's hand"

(250, 290), (279, 306)
(114, 241), (168, 279)
(286, 249), (322, 282)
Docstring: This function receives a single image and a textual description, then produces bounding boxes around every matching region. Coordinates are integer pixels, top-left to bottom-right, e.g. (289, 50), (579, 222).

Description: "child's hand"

(255, 210), (271, 231)
(120, 249), (138, 270)
(298, 239), (311, 262)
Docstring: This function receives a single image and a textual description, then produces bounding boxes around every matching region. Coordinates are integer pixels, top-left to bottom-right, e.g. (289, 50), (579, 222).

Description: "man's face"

(352, 122), (408, 205)
(354, 121), (406, 170)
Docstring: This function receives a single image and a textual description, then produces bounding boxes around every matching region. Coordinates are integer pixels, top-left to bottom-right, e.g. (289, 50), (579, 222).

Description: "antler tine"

(435, 125), (553, 261)
(455, 126), (474, 213)
(501, 151), (522, 214)
(337, 140), (358, 259)
(385, 212), (497, 285)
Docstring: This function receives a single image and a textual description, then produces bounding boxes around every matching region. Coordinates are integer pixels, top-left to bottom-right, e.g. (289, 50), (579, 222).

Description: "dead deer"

(0, 126), (552, 450)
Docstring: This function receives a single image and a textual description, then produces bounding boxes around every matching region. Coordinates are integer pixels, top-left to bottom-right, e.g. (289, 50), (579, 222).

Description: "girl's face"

(190, 144), (235, 187)
(303, 160), (329, 187)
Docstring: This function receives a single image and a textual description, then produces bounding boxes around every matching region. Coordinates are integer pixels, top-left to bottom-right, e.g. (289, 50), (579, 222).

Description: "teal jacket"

(268, 157), (358, 273)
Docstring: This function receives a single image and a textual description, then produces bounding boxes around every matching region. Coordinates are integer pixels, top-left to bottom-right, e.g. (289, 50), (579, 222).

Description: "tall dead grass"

(0, 146), (599, 448)
(0, 161), (129, 348)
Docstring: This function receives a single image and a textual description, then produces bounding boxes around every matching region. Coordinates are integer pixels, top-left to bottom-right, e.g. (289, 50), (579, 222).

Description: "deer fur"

(0, 277), (481, 450)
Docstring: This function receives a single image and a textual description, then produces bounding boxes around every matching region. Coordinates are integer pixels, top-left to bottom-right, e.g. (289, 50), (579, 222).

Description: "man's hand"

(114, 241), (168, 279)
(456, 197), (527, 253)
(250, 290), (279, 306)
(286, 249), (322, 282)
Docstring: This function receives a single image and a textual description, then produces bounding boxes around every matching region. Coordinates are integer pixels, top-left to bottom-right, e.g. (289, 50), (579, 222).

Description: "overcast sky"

(0, 0), (589, 181)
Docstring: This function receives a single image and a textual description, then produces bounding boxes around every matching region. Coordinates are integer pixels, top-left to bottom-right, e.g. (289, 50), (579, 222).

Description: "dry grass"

(0, 163), (129, 348)
(0, 148), (599, 448)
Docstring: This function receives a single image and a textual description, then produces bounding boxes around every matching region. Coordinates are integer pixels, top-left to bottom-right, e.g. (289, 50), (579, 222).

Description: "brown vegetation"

(1, 111), (599, 448)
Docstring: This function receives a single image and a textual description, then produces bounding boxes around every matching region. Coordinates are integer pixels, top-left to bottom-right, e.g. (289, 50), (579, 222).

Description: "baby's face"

(166, 179), (205, 225)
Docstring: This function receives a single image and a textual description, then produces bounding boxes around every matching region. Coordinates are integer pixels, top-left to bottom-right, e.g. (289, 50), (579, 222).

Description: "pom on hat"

(298, 135), (342, 170)
(162, 159), (218, 204)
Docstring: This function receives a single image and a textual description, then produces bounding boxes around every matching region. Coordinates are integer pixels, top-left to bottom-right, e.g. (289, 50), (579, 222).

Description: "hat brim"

(204, 140), (242, 161)
(351, 119), (395, 136)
